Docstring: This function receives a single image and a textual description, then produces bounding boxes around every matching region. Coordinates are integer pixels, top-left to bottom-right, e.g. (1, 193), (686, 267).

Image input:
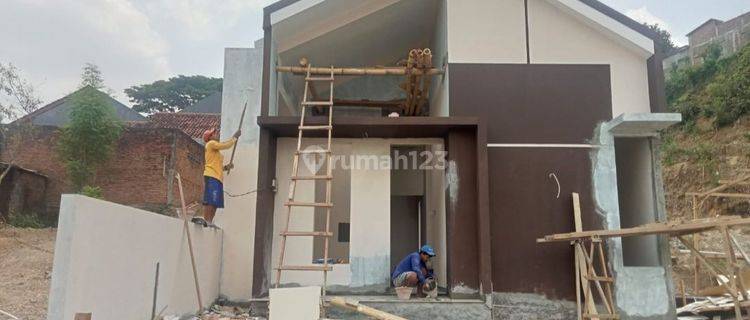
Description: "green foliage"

(7, 211), (47, 228)
(643, 23), (677, 54)
(666, 43), (750, 128)
(58, 87), (122, 190)
(125, 75), (222, 113)
(80, 185), (103, 199)
(705, 45), (750, 127)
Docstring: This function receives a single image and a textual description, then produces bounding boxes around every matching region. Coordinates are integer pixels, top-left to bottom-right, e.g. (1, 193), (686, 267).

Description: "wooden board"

(538, 217), (750, 243)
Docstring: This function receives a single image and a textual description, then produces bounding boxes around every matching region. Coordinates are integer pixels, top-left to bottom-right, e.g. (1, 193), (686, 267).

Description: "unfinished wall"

(527, 0), (652, 116)
(270, 138), (443, 292)
(271, 138), (352, 288)
(47, 195), (221, 320)
(614, 137), (660, 267)
(591, 114), (680, 319)
(216, 45), (264, 300)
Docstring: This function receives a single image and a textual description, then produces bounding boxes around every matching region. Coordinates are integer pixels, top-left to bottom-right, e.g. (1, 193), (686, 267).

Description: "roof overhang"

(545, 0), (655, 57)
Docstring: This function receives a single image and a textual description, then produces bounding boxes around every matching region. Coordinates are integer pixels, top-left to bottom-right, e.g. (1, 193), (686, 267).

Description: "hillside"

(662, 42), (750, 294)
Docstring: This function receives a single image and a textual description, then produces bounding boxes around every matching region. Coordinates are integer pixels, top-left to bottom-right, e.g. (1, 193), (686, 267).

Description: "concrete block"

(269, 286), (320, 320)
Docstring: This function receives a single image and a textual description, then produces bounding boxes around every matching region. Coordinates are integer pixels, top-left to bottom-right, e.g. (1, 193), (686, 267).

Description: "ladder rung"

(296, 149), (331, 155)
(299, 125), (332, 130)
(285, 202), (333, 208)
(291, 175), (333, 180)
(584, 275), (614, 282)
(306, 77), (334, 82)
(583, 314), (619, 319)
(275, 265), (333, 271)
(280, 231), (333, 237)
(302, 101), (333, 106)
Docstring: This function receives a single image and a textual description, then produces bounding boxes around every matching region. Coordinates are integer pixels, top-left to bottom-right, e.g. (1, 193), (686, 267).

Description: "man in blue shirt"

(391, 245), (436, 296)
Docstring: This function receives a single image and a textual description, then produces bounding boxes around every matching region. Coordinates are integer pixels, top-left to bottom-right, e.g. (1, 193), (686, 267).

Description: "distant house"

(13, 86), (147, 127)
(665, 10), (750, 71)
(145, 112), (220, 144)
(687, 11), (750, 64)
(180, 91), (222, 114)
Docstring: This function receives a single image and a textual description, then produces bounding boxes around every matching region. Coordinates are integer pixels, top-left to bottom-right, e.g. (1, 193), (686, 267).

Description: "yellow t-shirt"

(203, 137), (237, 182)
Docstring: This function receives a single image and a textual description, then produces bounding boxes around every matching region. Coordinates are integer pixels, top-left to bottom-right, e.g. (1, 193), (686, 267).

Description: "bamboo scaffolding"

(277, 66), (443, 76)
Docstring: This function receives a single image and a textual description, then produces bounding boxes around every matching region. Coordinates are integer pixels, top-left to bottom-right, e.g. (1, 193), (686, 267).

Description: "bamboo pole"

(175, 173), (204, 312)
(276, 66), (443, 76)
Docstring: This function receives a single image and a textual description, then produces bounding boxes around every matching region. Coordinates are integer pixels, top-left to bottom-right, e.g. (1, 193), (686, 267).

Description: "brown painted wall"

(449, 63), (612, 300)
(449, 64), (612, 144)
(445, 129), (481, 295)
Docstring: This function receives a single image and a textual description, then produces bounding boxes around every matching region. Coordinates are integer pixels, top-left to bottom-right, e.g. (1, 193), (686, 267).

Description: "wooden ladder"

(275, 64), (335, 298)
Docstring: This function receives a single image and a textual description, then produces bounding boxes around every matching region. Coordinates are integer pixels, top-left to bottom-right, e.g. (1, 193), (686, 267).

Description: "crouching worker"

(391, 245), (436, 297)
(191, 128), (241, 228)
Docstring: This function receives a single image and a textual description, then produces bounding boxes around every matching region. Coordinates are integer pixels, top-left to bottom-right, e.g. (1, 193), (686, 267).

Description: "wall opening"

(615, 137), (661, 267)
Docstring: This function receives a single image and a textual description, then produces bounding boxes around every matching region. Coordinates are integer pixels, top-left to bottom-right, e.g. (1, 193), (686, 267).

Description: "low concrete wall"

(47, 195), (222, 320)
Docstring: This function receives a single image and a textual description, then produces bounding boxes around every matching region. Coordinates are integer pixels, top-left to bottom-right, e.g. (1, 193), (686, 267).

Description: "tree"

(58, 86), (123, 191)
(125, 75), (222, 113)
(643, 23), (677, 54)
(0, 62), (42, 186)
(80, 62), (116, 97)
(0, 62), (42, 122)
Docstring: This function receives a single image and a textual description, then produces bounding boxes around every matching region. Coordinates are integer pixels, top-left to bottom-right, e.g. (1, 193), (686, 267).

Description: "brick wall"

(0, 165), (48, 220)
(0, 125), (204, 217)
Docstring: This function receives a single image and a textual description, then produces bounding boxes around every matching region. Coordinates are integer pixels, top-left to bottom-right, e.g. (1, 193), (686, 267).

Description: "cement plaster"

(217, 45), (263, 300)
(589, 113), (680, 319)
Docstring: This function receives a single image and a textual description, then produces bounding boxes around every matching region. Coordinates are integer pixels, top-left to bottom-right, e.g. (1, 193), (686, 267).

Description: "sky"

(1, 0), (749, 107)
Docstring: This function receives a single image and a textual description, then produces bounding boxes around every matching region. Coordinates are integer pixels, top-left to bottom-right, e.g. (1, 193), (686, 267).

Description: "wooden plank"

(677, 236), (738, 299)
(576, 244), (598, 318)
(722, 226), (750, 317)
(74, 313), (92, 320)
(275, 265), (333, 271)
(538, 217), (750, 243)
(284, 201), (333, 208)
(280, 231), (333, 237)
(330, 297), (408, 320)
(573, 193), (583, 233)
(684, 192), (750, 199)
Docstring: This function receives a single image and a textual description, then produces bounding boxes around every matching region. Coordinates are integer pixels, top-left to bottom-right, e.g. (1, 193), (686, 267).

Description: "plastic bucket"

(395, 286), (412, 300)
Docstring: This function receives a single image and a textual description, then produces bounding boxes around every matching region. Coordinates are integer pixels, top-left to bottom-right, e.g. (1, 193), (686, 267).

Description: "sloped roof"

(13, 86), (147, 127)
(147, 112), (221, 141)
(266, 0), (660, 53)
(686, 19), (723, 36)
(180, 91), (222, 114)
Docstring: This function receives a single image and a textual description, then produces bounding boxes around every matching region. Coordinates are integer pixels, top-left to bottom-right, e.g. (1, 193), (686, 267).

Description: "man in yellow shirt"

(192, 127), (241, 227)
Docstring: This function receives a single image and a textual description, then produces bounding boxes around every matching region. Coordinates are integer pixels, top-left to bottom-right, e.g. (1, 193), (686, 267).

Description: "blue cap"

(420, 245), (436, 257)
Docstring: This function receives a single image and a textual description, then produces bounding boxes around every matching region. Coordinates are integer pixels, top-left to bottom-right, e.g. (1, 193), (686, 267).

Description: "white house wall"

(217, 46), (264, 300)
(446, 0), (528, 64)
(444, 0), (654, 117)
(527, 0), (652, 116)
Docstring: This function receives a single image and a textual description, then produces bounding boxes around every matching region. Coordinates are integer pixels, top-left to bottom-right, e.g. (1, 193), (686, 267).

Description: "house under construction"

(46, 0), (684, 319)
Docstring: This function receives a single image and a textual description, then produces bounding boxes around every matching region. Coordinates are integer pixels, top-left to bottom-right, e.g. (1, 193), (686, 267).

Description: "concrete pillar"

(215, 44), (263, 300)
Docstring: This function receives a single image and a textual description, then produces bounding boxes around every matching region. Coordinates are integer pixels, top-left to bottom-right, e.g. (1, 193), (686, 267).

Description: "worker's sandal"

(191, 217), (208, 227)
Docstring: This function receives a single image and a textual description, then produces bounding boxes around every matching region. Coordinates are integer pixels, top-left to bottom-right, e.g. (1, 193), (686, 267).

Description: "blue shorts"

(203, 176), (224, 208)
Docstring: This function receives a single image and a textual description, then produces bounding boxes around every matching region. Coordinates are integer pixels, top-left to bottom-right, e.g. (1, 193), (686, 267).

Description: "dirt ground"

(0, 225), (56, 320)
